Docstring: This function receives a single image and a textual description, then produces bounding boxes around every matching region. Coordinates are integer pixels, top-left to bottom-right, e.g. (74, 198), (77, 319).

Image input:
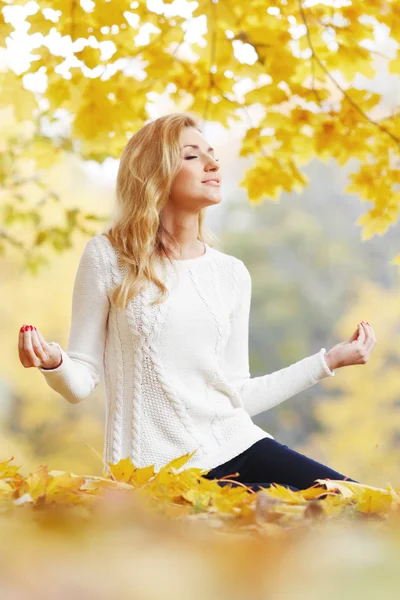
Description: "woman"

(18, 112), (376, 493)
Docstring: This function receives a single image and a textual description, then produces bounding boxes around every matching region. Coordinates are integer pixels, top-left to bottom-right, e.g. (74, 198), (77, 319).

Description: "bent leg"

(215, 480), (300, 492)
(235, 437), (359, 490)
(204, 437), (359, 491)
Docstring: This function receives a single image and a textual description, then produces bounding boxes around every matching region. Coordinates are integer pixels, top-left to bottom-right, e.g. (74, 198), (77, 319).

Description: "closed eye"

(186, 156), (220, 161)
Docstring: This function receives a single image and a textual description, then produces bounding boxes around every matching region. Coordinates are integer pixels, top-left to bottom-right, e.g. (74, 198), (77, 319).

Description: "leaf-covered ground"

(1, 453), (400, 599)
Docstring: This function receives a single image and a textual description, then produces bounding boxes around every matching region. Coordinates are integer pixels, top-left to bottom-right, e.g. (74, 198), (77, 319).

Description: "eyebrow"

(182, 145), (214, 152)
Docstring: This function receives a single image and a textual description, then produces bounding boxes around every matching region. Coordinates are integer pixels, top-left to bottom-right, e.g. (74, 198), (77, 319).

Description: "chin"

(203, 193), (222, 205)
(203, 199), (222, 208)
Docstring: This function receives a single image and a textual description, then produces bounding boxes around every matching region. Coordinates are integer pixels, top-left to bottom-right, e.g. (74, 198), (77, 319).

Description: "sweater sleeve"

(223, 259), (335, 418)
(38, 236), (110, 404)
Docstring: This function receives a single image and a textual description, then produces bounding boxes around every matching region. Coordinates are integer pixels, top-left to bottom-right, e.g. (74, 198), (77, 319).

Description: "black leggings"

(203, 437), (359, 492)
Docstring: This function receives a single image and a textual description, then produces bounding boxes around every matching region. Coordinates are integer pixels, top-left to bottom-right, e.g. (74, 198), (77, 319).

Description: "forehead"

(180, 127), (211, 149)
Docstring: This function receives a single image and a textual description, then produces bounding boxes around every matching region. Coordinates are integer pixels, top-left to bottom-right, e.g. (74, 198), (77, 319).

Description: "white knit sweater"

(39, 234), (335, 474)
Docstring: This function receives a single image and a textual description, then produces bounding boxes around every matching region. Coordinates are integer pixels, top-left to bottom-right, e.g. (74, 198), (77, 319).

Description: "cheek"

(172, 166), (198, 191)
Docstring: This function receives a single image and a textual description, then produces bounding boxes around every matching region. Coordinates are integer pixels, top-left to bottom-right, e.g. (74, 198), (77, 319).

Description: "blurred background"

(1, 0), (400, 489)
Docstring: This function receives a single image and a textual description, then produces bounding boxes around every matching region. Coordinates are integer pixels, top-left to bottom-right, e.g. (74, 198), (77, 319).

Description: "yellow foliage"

(0, 0), (398, 259)
(4, 456), (400, 599)
(1, 454), (399, 527)
(74, 46), (103, 70)
(301, 281), (400, 488)
(0, 71), (38, 122)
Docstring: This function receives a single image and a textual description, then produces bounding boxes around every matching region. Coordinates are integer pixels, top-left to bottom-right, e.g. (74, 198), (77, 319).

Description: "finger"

(365, 323), (377, 351)
(360, 322), (374, 360)
(366, 322), (377, 343)
(18, 326), (25, 351)
(361, 322), (370, 346)
(23, 326), (41, 367)
(18, 325), (30, 367)
(35, 327), (52, 354)
(35, 327), (47, 347)
(356, 322), (365, 344)
(348, 327), (359, 342)
(30, 327), (48, 362)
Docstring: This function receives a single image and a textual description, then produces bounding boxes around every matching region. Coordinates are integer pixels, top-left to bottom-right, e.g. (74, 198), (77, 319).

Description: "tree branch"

(297, 0), (400, 147)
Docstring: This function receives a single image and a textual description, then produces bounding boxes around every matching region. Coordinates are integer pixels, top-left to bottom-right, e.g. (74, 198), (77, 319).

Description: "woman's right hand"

(18, 325), (62, 369)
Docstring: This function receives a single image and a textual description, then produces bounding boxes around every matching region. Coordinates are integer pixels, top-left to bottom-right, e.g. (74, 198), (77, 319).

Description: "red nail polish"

(24, 325), (29, 331)
(20, 326), (24, 333)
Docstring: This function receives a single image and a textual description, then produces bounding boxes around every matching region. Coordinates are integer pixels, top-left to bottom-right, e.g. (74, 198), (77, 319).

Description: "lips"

(202, 176), (220, 183)
(202, 178), (220, 185)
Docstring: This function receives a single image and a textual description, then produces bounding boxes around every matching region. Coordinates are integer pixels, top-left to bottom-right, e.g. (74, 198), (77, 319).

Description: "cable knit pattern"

(38, 234), (336, 475)
(189, 261), (230, 449)
(127, 296), (143, 468)
(143, 274), (208, 459)
(101, 238), (125, 464)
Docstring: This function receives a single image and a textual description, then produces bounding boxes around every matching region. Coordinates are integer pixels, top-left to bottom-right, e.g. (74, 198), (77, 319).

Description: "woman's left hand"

(325, 321), (377, 370)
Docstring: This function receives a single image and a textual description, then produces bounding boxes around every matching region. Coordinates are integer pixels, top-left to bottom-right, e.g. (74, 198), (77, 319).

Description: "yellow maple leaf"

(158, 450), (198, 475)
(389, 56), (400, 75)
(74, 46), (102, 70)
(22, 465), (49, 502)
(0, 71), (38, 122)
(0, 457), (21, 478)
(107, 457), (137, 482)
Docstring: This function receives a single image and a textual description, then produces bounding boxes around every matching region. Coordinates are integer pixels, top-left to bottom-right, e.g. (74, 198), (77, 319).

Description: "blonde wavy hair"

(101, 112), (219, 310)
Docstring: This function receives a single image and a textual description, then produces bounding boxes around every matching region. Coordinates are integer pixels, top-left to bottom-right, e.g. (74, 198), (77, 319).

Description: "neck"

(166, 239), (205, 260)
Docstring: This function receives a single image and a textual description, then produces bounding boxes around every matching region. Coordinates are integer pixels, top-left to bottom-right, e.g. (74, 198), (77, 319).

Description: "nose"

(204, 157), (220, 172)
